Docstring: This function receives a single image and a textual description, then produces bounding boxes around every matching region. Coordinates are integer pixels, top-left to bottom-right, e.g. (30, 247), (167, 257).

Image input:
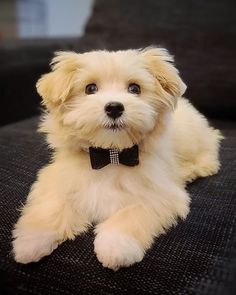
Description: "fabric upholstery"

(0, 117), (235, 294)
(0, 40), (78, 126)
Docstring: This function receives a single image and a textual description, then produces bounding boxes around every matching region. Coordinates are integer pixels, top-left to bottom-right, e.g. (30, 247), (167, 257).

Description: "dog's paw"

(12, 228), (59, 264)
(94, 230), (144, 271)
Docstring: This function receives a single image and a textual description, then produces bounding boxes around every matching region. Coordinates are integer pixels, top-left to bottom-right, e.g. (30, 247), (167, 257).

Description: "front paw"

(12, 228), (59, 264)
(94, 231), (144, 271)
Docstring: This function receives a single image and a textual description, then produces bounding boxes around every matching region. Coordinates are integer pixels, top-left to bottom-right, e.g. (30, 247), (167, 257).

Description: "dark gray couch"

(0, 0), (236, 294)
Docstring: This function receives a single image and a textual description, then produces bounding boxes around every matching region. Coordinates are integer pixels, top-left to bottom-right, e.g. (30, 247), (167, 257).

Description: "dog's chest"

(76, 166), (137, 223)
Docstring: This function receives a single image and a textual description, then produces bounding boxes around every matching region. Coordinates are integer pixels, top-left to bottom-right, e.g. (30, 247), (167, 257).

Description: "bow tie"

(89, 145), (139, 169)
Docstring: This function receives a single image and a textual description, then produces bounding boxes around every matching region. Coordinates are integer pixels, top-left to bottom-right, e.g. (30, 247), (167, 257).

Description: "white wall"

(47, 0), (94, 37)
(17, 0), (94, 38)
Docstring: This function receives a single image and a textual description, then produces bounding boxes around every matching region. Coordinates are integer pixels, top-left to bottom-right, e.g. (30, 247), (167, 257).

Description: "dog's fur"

(12, 47), (222, 270)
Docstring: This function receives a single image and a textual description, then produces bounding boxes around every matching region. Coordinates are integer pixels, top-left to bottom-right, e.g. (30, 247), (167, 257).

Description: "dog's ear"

(141, 47), (186, 109)
(36, 51), (79, 109)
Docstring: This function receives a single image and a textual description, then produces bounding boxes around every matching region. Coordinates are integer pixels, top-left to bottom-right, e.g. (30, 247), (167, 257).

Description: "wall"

(47, 0), (94, 37)
(0, 0), (94, 39)
(0, 0), (18, 40)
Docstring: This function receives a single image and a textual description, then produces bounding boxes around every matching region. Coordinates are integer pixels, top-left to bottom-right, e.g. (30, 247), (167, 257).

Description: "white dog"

(12, 47), (222, 270)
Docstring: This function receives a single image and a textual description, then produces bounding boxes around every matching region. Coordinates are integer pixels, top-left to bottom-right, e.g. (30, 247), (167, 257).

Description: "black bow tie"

(89, 145), (139, 169)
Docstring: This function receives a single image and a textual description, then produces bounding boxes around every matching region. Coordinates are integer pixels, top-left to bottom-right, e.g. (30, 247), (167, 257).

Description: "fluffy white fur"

(12, 47), (222, 270)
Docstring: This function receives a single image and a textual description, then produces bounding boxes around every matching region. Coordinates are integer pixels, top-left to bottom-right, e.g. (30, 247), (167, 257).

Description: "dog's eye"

(85, 83), (98, 95)
(128, 83), (141, 94)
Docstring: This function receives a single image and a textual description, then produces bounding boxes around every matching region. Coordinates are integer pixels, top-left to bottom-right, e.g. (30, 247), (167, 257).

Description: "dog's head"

(37, 47), (186, 150)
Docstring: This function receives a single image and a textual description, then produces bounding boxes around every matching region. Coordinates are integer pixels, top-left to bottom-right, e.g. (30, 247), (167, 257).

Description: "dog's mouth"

(103, 119), (126, 131)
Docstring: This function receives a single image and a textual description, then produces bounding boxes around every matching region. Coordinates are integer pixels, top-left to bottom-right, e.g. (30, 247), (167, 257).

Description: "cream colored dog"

(12, 47), (222, 270)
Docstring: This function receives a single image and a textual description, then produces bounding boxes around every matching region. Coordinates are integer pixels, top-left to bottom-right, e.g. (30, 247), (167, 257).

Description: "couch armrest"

(0, 38), (79, 126)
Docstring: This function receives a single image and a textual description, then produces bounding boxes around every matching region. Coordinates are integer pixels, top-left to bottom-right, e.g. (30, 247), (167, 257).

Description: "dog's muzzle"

(104, 102), (124, 119)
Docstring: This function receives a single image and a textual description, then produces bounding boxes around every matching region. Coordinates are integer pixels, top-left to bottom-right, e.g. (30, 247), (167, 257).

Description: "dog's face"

(37, 48), (186, 150)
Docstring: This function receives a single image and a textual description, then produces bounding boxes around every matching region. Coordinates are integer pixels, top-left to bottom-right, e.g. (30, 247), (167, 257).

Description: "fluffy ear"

(141, 47), (186, 109)
(36, 51), (79, 109)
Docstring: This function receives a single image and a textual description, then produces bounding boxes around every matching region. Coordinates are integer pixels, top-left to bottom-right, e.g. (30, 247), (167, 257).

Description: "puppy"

(12, 47), (222, 270)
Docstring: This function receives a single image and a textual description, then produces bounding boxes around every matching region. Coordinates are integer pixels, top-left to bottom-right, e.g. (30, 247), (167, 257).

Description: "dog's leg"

(179, 152), (221, 183)
(12, 167), (89, 264)
(94, 191), (189, 270)
(178, 129), (222, 183)
(173, 98), (223, 183)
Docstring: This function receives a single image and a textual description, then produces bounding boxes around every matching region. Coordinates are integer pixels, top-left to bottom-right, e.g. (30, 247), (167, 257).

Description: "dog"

(12, 47), (222, 270)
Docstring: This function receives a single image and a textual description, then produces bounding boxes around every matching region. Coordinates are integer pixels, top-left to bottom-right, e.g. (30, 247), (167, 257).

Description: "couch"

(0, 0), (235, 294)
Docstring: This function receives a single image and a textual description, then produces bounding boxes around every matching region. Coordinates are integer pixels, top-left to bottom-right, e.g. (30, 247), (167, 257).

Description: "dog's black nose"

(105, 102), (124, 119)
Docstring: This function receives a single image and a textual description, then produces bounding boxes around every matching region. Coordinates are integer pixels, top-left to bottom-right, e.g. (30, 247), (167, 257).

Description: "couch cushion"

(0, 117), (235, 294)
